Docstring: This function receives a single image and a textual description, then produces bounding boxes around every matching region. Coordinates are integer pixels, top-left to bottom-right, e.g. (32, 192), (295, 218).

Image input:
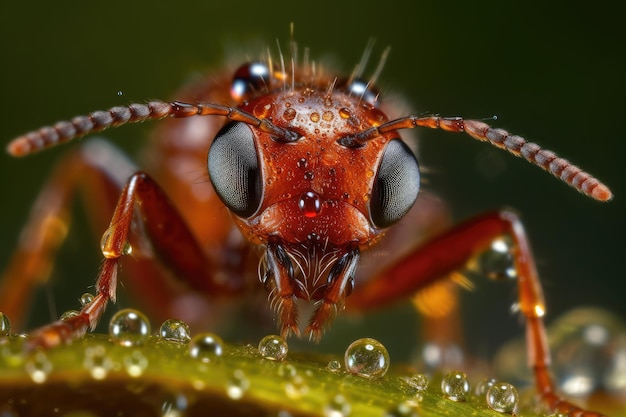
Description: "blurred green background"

(0, 1), (624, 363)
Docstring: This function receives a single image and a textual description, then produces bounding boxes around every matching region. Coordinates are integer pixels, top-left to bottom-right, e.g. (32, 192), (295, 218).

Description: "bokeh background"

(1, 1), (624, 364)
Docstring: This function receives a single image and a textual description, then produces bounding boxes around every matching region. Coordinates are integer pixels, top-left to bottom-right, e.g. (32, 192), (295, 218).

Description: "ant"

(0, 39), (612, 416)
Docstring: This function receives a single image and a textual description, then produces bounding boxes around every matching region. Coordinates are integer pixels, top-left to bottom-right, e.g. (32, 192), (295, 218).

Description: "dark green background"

(1, 2), (624, 361)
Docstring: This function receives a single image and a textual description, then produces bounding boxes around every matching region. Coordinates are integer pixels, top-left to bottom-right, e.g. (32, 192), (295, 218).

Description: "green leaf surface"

(0, 333), (525, 417)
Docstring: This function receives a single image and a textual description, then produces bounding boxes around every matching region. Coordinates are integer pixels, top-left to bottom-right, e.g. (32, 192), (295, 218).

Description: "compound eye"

(370, 139), (420, 228)
(337, 77), (380, 107)
(230, 62), (270, 101)
(208, 121), (262, 218)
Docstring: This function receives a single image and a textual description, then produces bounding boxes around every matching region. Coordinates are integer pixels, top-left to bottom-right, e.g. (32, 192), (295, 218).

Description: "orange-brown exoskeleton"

(0, 42), (612, 415)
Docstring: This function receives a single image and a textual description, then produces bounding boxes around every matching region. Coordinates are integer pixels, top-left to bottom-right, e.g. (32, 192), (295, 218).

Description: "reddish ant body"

(0, 41), (612, 415)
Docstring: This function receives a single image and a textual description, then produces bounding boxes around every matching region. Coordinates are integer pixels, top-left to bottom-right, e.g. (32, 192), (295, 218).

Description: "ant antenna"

(6, 100), (300, 157)
(339, 115), (612, 202)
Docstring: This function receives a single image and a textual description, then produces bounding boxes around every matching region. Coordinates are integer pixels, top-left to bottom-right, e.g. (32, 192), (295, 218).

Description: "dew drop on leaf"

(441, 371), (470, 401)
(109, 308), (151, 347)
(344, 337), (390, 379)
(188, 332), (223, 363)
(159, 318), (191, 343)
(258, 334), (288, 361)
(486, 382), (519, 413)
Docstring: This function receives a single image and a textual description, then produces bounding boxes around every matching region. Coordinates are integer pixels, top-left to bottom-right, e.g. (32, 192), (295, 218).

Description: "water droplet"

(25, 351), (52, 383)
(117, 91), (123, 96)
(253, 102), (273, 118)
(0, 312), (11, 337)
(109, 308), (151, 346)
(159, 319), (191, 344)
(1, 337), (25, 367)
(226, 369), (249, 400)
(324, 394), (351, 417)
(284, 374), (309, 399)
(123, 241), (133, 255)
(298, 191), (322, 218)
(474, 377), (497, 396)
(339, 108), (350, 119)
(189, 333), (223, 362)
(486, 382), (519, 413)
(258, 334), (288, 361)
(441, 371), (470, 401)
(404, 373), (429, 392)
(278, 363), (298, 379)
(283, 108), (297, 121)
(80, 292), (94, 306)
(310, 112), (320, 123)
(84, 345), (112, 380)
(60, 310), (79, 320)
(477, 236), (516, 280)
(344, 338), (390, 379)
(383, 402), (419, 417)
(296, 158), (308, 169)
(123, 350), (149, 377)
(326, 359), (342, 373)
(322, 111), (334, 122)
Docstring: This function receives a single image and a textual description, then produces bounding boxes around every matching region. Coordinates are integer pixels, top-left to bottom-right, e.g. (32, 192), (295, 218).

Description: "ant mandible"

(0, 40), (612, 416)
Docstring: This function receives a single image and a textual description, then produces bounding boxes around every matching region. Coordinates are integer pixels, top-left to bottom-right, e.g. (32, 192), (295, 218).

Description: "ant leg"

(347, 209), (603, 416)
(26, 167), (243, 350)
(0, 139), (134, 330)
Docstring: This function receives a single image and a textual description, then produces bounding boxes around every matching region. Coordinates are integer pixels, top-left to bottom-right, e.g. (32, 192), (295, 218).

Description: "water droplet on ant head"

(188, 333), (223, 362)
(339, 108), (351, 119)
(109, 308), (151, 347)
(25, 351), (52, 384)
(258, 334), (288, 361)
(298, 191), (322, 218)
(344, 337), (390, 379)
(159, 319), (191, 344)
(283, 107), (297, 121)
(227, 369), (249, 400)
(441, 371), (470, 401)
(0, 312), (11, 337)
(486, 382), (519, 413)
(296, 158), (308, 169)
